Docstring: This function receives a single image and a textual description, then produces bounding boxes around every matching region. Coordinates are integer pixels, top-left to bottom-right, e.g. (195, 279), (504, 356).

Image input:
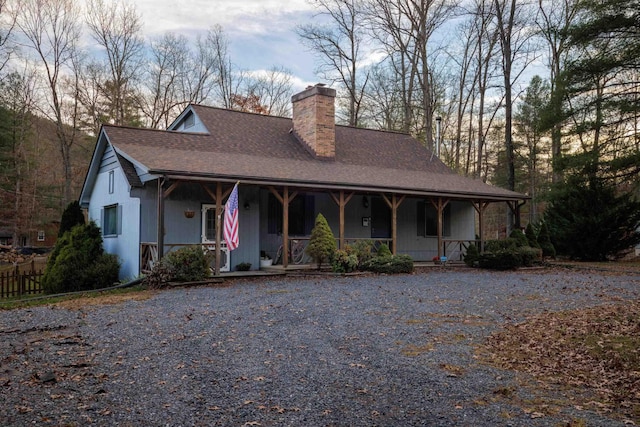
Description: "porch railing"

(441, 239), (478, 262)
(140, 242), (229, 273)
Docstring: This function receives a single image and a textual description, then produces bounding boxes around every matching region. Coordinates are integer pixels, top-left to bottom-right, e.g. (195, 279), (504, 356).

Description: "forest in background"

(0, 0), (638, 258)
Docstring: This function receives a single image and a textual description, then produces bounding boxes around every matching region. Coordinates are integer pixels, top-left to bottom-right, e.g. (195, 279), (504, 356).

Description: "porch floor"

(215, 261), (463, 278)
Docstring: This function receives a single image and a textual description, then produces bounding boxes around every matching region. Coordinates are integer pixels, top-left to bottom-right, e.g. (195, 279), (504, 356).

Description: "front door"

(201, 204), (230, 272)
(370, 197), (391, 238)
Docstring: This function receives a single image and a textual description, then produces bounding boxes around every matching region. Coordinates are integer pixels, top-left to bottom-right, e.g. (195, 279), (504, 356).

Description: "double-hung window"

(102, 204), (122, 237)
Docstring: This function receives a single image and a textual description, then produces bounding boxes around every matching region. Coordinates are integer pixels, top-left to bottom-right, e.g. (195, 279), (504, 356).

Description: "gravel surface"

(1, 268), (639, 426)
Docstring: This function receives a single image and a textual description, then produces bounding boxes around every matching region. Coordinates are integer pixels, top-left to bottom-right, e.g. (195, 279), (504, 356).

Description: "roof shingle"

(104, 105), (525, 201)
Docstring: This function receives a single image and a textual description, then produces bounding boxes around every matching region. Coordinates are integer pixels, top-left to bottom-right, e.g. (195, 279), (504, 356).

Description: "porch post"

(330, 191), (353, 249)
(283, 186), (289, 268)
(214, 182), (223, 276)
(431, 198), (450, 259)
(473, 201), (489, 253)
(157, 178), (165, 261)
(381, 193), (406, 255)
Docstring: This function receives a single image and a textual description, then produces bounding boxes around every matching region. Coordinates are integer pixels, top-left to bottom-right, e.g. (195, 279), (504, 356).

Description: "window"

(417, 201), (451, 237)
(267, 193), (315, 236)
(102, 204), (122, 236)
(108, 170), (115, 194)
(37, 230), (45, 241)
(184, 112), (195, 129)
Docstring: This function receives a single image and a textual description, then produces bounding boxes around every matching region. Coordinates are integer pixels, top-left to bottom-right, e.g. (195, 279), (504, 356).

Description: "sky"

(130, 0), (321, 91)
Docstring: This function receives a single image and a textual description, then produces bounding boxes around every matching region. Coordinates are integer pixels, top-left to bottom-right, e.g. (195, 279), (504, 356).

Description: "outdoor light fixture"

(362, 196), (369, 208)
(184, 209), (195, 219)
(244, 202), (250, 210)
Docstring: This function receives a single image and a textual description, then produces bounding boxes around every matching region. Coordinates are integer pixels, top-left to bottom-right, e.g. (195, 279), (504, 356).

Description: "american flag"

(223, 183), (239, 251)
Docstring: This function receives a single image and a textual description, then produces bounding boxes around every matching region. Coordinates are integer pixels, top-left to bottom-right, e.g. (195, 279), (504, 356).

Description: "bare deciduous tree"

(245, 66), (294, 117)
(86, 0), (144, 126)
(17, 0), (82, 205)
(298, 0), (369, 126)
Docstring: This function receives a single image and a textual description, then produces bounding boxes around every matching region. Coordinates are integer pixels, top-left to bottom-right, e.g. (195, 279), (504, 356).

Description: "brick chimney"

(291, 83), (336, 160)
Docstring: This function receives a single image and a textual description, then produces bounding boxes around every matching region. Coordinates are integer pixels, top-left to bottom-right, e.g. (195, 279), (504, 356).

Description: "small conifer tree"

(538, 221), (556, 258)
(59, 201), (85, 237)
(305, 213), (336, 269)
(525, 223), (540, 248)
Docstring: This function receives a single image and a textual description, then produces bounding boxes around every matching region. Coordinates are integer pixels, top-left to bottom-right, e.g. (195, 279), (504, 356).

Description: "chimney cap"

(292, 83), (336, 103)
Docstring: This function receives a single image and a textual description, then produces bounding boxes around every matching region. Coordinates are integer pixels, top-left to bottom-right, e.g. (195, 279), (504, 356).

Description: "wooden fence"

(0, 259), (45, 298)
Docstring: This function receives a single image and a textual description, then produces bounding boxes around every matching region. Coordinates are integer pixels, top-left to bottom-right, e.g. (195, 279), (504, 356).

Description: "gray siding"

(99, 145), (119, 173)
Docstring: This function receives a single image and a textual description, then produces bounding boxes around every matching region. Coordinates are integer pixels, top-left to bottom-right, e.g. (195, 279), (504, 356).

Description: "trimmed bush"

(478, 250), (522, 270)
(362, 254), (414, 274)
(485, 238), (519, 252)
(163, 245), (209, 282)
(517, 246), (543, 267)
(509, 228), (529, 247)
(331, 248), (358, 273)
(351, 240), (375, 267)
(376, 243), (392, 257)
(42, 223), (120, 294)
(305, 213), (337, 269)
(464, 243), (480, 267)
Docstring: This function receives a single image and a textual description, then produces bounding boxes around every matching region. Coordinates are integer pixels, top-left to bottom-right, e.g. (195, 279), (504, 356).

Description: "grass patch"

(0, 285), (150, 310)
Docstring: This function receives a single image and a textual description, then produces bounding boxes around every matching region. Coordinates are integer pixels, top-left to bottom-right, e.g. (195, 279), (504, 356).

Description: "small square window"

(37, 230), (45, 241)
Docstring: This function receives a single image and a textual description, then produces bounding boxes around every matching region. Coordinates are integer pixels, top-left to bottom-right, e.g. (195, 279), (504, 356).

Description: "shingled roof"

(104, 104), (524, 201)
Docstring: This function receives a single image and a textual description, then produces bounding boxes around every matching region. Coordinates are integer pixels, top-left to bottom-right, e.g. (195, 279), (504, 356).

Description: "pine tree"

(525, 223), (540, 249)
(305, 213), (336, 270)
(537, 221), (555, 259)
(59, 200), (85, 237)
(544, 176), (640, 260)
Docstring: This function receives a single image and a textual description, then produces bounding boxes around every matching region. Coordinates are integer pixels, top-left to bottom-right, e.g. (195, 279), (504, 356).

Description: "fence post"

(15, 265), (21, 297)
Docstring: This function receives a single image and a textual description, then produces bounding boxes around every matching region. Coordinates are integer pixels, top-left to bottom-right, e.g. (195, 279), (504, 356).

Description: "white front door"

(201, 204), (230, 272)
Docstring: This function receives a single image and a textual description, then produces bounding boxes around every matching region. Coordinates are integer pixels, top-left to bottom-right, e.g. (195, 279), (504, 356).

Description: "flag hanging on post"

(223, 182), (239, 251)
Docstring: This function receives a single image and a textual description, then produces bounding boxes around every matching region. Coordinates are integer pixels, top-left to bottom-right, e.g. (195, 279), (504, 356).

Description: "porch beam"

(430, 198), (450, 259)
(201, 184), (217, 203)
(164, 181), (181, 198)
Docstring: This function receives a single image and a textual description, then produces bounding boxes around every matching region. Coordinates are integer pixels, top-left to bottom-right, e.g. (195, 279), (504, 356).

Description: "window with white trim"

(37, 230), (45, 241)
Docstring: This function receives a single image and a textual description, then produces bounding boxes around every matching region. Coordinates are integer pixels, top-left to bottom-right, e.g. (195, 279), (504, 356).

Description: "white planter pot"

(260, 259), (273, 268)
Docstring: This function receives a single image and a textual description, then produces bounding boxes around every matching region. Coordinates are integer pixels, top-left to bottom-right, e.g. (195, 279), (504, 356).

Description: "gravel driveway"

(1, 268), (639, 426)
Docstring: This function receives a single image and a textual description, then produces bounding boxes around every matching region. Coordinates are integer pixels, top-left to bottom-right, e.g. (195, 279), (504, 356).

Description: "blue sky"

(131, 0), (320, 90)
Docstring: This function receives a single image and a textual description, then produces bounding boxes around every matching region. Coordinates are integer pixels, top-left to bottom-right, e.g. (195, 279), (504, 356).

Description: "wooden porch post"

(330, 191), (353, 249)
(268, 186), (298, 269)
(431, 198), (450, 259)
(214, 182), (223, 276)
(473, 201), (490, 253)
(381, 193), (406, 255)
(157, 178), (165, 261)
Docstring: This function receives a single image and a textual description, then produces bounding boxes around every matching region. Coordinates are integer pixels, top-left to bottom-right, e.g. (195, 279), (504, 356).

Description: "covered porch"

(138, 176), (525, 275)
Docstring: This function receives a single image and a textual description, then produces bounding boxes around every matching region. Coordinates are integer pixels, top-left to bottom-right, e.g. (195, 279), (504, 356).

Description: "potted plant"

(235, 262), (251, 271)
(260, 251), (272, 268)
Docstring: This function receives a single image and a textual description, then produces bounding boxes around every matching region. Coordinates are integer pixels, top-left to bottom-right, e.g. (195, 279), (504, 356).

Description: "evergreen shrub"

(305, 213), (337, 269)
(163, 245), (209, 282)
(362, 254), (414, 274)
(42, 223), (120, 294)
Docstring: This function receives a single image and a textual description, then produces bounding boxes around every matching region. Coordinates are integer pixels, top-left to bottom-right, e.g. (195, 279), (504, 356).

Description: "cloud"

(129, 0), (319, 83)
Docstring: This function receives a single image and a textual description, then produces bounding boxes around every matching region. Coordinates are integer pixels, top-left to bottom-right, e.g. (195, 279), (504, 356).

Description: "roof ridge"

(102, 124), (210, 136)
(190, 103), (293, 121)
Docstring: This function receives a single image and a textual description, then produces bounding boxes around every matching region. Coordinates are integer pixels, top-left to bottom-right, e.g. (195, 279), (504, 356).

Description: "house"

(79, 84), (526, 279)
